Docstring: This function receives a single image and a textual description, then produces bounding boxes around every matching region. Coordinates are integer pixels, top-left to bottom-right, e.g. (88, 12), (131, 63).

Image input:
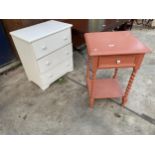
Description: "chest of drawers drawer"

(32, 28), (71, 59)
(98, 55), (136, 68)
(37, 44), (72, 73)
(40, 57), (73, 85)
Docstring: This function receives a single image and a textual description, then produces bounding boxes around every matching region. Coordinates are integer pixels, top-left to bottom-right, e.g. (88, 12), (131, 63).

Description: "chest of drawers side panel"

(11, 36), (42, 85)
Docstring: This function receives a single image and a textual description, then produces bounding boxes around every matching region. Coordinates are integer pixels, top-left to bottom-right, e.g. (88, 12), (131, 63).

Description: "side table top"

(84, 31), (150, 56)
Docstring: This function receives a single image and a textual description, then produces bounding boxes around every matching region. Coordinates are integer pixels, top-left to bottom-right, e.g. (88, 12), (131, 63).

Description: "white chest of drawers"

(10, 20), (73, 90)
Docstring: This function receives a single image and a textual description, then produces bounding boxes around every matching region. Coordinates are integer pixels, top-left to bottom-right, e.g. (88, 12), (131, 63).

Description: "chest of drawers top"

(10, 20), (72, 43)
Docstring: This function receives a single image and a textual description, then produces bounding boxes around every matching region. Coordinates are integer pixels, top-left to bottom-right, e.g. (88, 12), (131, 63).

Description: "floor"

(0, 26), (155, 134)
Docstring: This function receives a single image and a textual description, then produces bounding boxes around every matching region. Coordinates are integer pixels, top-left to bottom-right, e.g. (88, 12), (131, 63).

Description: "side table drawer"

(98, 55), (136, 68)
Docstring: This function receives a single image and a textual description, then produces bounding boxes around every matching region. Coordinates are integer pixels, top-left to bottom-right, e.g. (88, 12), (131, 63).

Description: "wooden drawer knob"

(116, 59), (121, 64)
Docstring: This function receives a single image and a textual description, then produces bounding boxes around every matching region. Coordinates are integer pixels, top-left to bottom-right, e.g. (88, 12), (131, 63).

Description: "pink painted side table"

(84, 31), (150, 108)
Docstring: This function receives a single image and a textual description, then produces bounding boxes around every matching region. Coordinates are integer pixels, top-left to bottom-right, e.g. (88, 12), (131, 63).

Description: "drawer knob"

(41, 45), (47, 50)
(45, 61), (51, 66)
(116, 59), (121, 64)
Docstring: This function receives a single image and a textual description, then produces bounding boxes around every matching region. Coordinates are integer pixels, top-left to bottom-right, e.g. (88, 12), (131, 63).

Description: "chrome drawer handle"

(116, 59), (121, 64)
(41, 45), (47, 50)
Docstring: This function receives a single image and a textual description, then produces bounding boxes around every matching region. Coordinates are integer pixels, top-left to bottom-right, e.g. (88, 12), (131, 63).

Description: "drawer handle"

(48, 74), (53, 78)
(41, 45), (47, 50)
(116, 59), (121, 64)
(45, 61), (51, 66)
(66, 51), (70, 55)
(63, 37), (68, 41)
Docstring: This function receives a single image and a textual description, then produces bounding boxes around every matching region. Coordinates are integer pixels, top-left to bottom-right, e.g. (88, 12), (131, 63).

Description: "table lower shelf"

(87, 78), (123, 99)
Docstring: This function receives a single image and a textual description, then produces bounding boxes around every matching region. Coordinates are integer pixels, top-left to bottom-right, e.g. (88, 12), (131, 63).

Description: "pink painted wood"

(84, 31), (150, 108)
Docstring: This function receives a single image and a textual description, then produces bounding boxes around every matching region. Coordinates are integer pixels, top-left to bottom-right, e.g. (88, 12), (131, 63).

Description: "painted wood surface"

(85, 31), (150, 108)
(10, 20), (73, 90)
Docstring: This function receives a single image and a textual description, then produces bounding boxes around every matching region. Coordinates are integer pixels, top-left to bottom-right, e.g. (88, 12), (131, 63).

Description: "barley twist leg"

(122, 68), (137, 106)
(113, 68), (118, 78)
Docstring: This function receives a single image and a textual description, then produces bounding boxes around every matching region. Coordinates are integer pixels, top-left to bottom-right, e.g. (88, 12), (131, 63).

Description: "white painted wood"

(32, 28), (71, 59)
(11, 36), (42, 85)
(37, 44), (73, 73)
(10, 20), (73, 90)
(10, 20), (72, 43)
(40, 57), (73, 85)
